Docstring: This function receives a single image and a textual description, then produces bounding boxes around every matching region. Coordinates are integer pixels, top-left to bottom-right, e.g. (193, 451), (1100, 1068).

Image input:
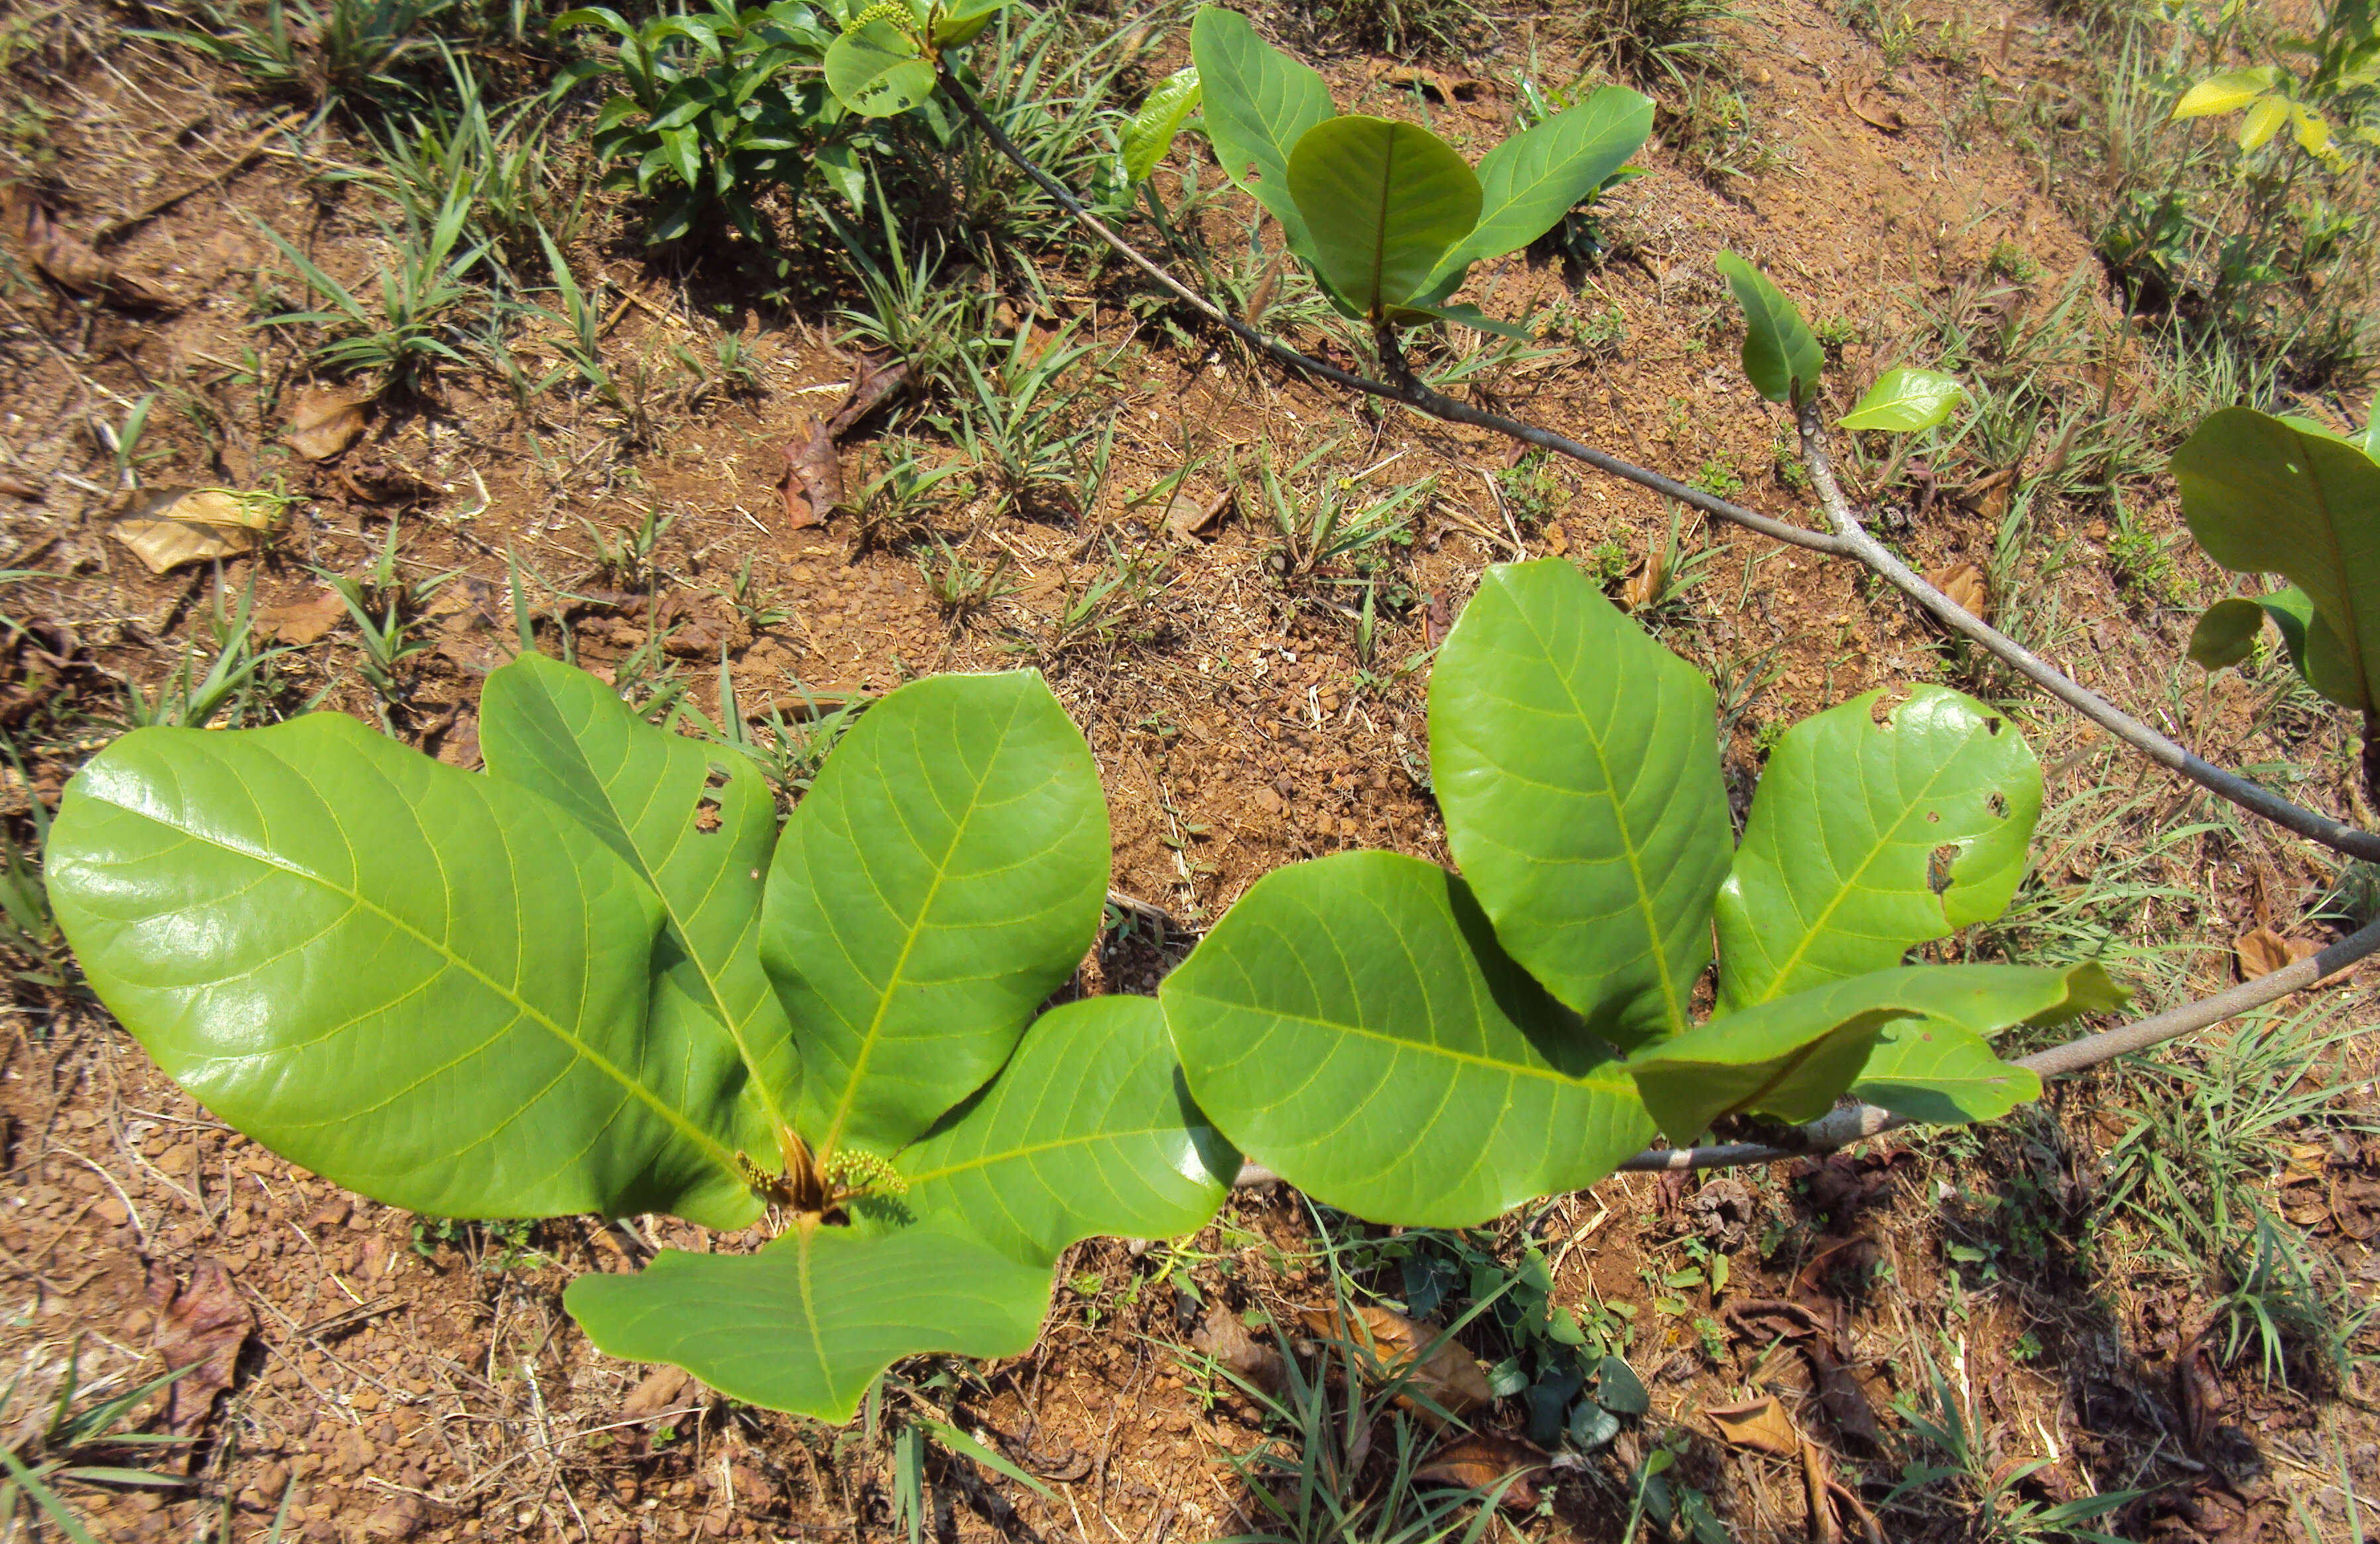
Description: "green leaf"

(46, 714), (758, 1228)
(1595, 1356), (1648, 1416)
(1422, 86), (1653, 292)
(2172, 65), (2280, 117)
(1160, 850), (1654, 1229)
(1626, 963), (2120, 1139)
(1715, 686), (2041, 1011)
(1386, 300), (1534, 340)
(1715, 252), (1823, 406)
(1189, 7), (1335, 259)
(931, 0), (1009, 46)
(565, 1218), (1049, 1422)
(1838, 368), (1963, 432)
(2172, 407), (2380, 716)
(891, 995), (1236, 1265)
(480, 653), (797, 1136)
(767, 672), (1108, 1161)
(915, 1417), (1055, 1499)
(2188, 596), (2271, 671)
(1124, 68), (1203, 184)
(1288, 115), (1480, 320)
(1848, 1018), (2040, 1125)
(824, 20), (935, 118)
(1427, 560), (1731, 1049)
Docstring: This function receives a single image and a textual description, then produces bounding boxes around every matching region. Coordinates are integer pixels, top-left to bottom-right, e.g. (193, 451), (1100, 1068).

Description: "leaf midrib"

(2290, 434), (2377, 712)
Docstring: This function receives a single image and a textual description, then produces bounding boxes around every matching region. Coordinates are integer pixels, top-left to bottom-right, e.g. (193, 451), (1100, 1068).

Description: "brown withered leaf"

(1955, 466), (2018, 523)
(1619, 547), (1670, 613)
(253, 591), (348, 646)
(2176, 1338), (2224, 1454)
(147, 1257), (253, 1437)
(1163, 489), (1232, 543)
(779, 417), (842, 530)
(1192, 1311), (1286, 1394)
(1422, 590), (1452, 648)
(1300, 1303), (1493, 1419)
(1926, 560), (1991, 622)
(1802, 1338), (1884, 1452)
(621, 1364), (694, 1420)
(1412, 1434), (1548, 1508)
(284, 384), (374, 461)
(2235, 926), (2321, 982)
(1844, 84), (1906, 133)
(1, 184), (168, 306)
(825, 357), (910, 439)
(1705, 1395), (1800, 1456)
(113, 487), (280, 574)
(1372, 64), (1483, 102)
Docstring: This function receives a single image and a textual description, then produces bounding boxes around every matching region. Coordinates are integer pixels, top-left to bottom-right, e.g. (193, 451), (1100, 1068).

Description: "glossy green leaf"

(931, 0), (1008, 46)
(481, 652), (796, 1135)
(1838, 368), (1963, 432)
(1848, 1018), (2040, 1125)
(566, 1218), (1049, 1422)
(767, 672), (1108, 1161)
(1715, 252), (1823, 406)
(1189, 7), (1334, 260)
(1715, 686), (2041, 1011)
(2188, 586), (2314, 675)
(1161, 851), (1654, 1229)
(1124, 68), (1203, 184)
(1288, 115), (1480, 320)
(1422, 86), (1653, 292)
(1427, 560), (1730, 1049)
(2172, 407), (2380, 716)
(1627, 963), (2121, 1140)
(824, 20), (935, 118)
(46, 714), (758, 1228)
(891, 995), (1236, 1265)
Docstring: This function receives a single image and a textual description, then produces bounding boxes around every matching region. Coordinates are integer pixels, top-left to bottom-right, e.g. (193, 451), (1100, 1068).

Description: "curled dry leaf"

(2176, 1338), (2224, 1454)
(1299, 1303), (1494, 1419)
(1, 184), (167, 306)
(825, 356), (910, 439)
(1163, 489), (1232, 543)
(620, 1363), (694, 1420)
(1802, 1338), (1883, 1452)
(1956, 467), (2018, 523)
(147, 1256), (254, 1438)
(778, 417), (842, 531)
(2235, 926), (2322, 982)
(1925, 560), (1991, 623)
(1412, 1433), (1548, 1508)
(284, 384), (375, 462)
(112, 487), (281, 574)
(1843, 84), (1906, 133)
(1192, 1310), (1286, 1394)
(1704, 1393), (1799, 1456)
(1619, 547), (1670, 612)
(253, 591), (348, 646)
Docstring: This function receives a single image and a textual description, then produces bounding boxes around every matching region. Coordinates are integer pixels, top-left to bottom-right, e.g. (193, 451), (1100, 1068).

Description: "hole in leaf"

(1928, 844), (1959, 894)
(694, 797), (723, 834)
(1987, 791), (2009, 818)
(1984, 716), (2005, 736)
(1925, 809), (1941, 823)
(704, 767), (731, 790)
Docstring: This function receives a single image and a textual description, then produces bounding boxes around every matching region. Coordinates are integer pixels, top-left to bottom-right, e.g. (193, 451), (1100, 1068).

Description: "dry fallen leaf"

(1955, 466), (2018, 523)
(2235, 926), (2322, 981)
(1300, 1303), (1493, 1419)
(621, 1364), (694, 1420)
(147, 1256), (253, 1439)
(1192, 1311), (1286, 1393)
(253, 591), (348, 646)
(284, 384), (374, 461)
(1803, 1338), (1884, 1452)
(1619, 547), (1670, 612)
(1705, 1394), (1800, 1456)
(1926, 560), (1991, 622)
(1844, 84), (1907, 133)
(778, 417), (842, 530)
(1, 184), (167, 306)
(113, 487), (281, 574)
(1412, 1434), (1548, 1508)
(1163, 489), (1232, 543)
(825, 357), (909, 439)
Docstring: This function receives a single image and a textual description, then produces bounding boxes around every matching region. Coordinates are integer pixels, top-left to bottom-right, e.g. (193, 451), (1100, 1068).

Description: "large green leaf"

(1715, 252), (1823, 406)
(1715, 686), (2041, 1011)
(481, 653), (796, 1136)
(1627, 963), (2120, 1140)
(1427, 560), (1729, 1048)
(767, 672), (1108, 1161)
(2172, 407), (2380, 716)
(1123, 67), (1203, 185)
(2188, 586), (2315, 673)
(892, 996), (1236, 1264)
(1848, 1019), (2040, 1126)
(1838, 368), (1963, 432)
(1288, 116), (1480, 320)
(823, 19), (935, 118)
(1160, 852), (1654, 1228)
(1421, 86), (1652, 294)
(46, 714), (758, 1227)
(566, 1218), (1049, 1422)
(1188, 7), (1334, 259)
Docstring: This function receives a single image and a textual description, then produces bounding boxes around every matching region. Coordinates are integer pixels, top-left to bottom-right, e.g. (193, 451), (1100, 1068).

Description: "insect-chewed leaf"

(565, 1218), (1050, 1422)
(1161, 850), (1653, 1228)
(1715, 686), (2041, 1011)
(1124, 68), (1203, 185)
(2172, 407), (2380, 717)
(1626, 962), (2119, 1141)
(1420, 86), (1653, 297)
(1847, 1018), (2040, 1125)
(1427, 560), (1729, 1049)
(767, 671), (1108, 1161)
(1189, 7), (1334, 261)
(46, 714), (759, 1228)
(1288, 115), (1479, 320)
(1837, 368), (1963, 432)
(1715, 252), (1823, 406)
(481, 652), (795, 1135)
(892, 996), (1236, 1265)
(823, 19), (935, 117)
